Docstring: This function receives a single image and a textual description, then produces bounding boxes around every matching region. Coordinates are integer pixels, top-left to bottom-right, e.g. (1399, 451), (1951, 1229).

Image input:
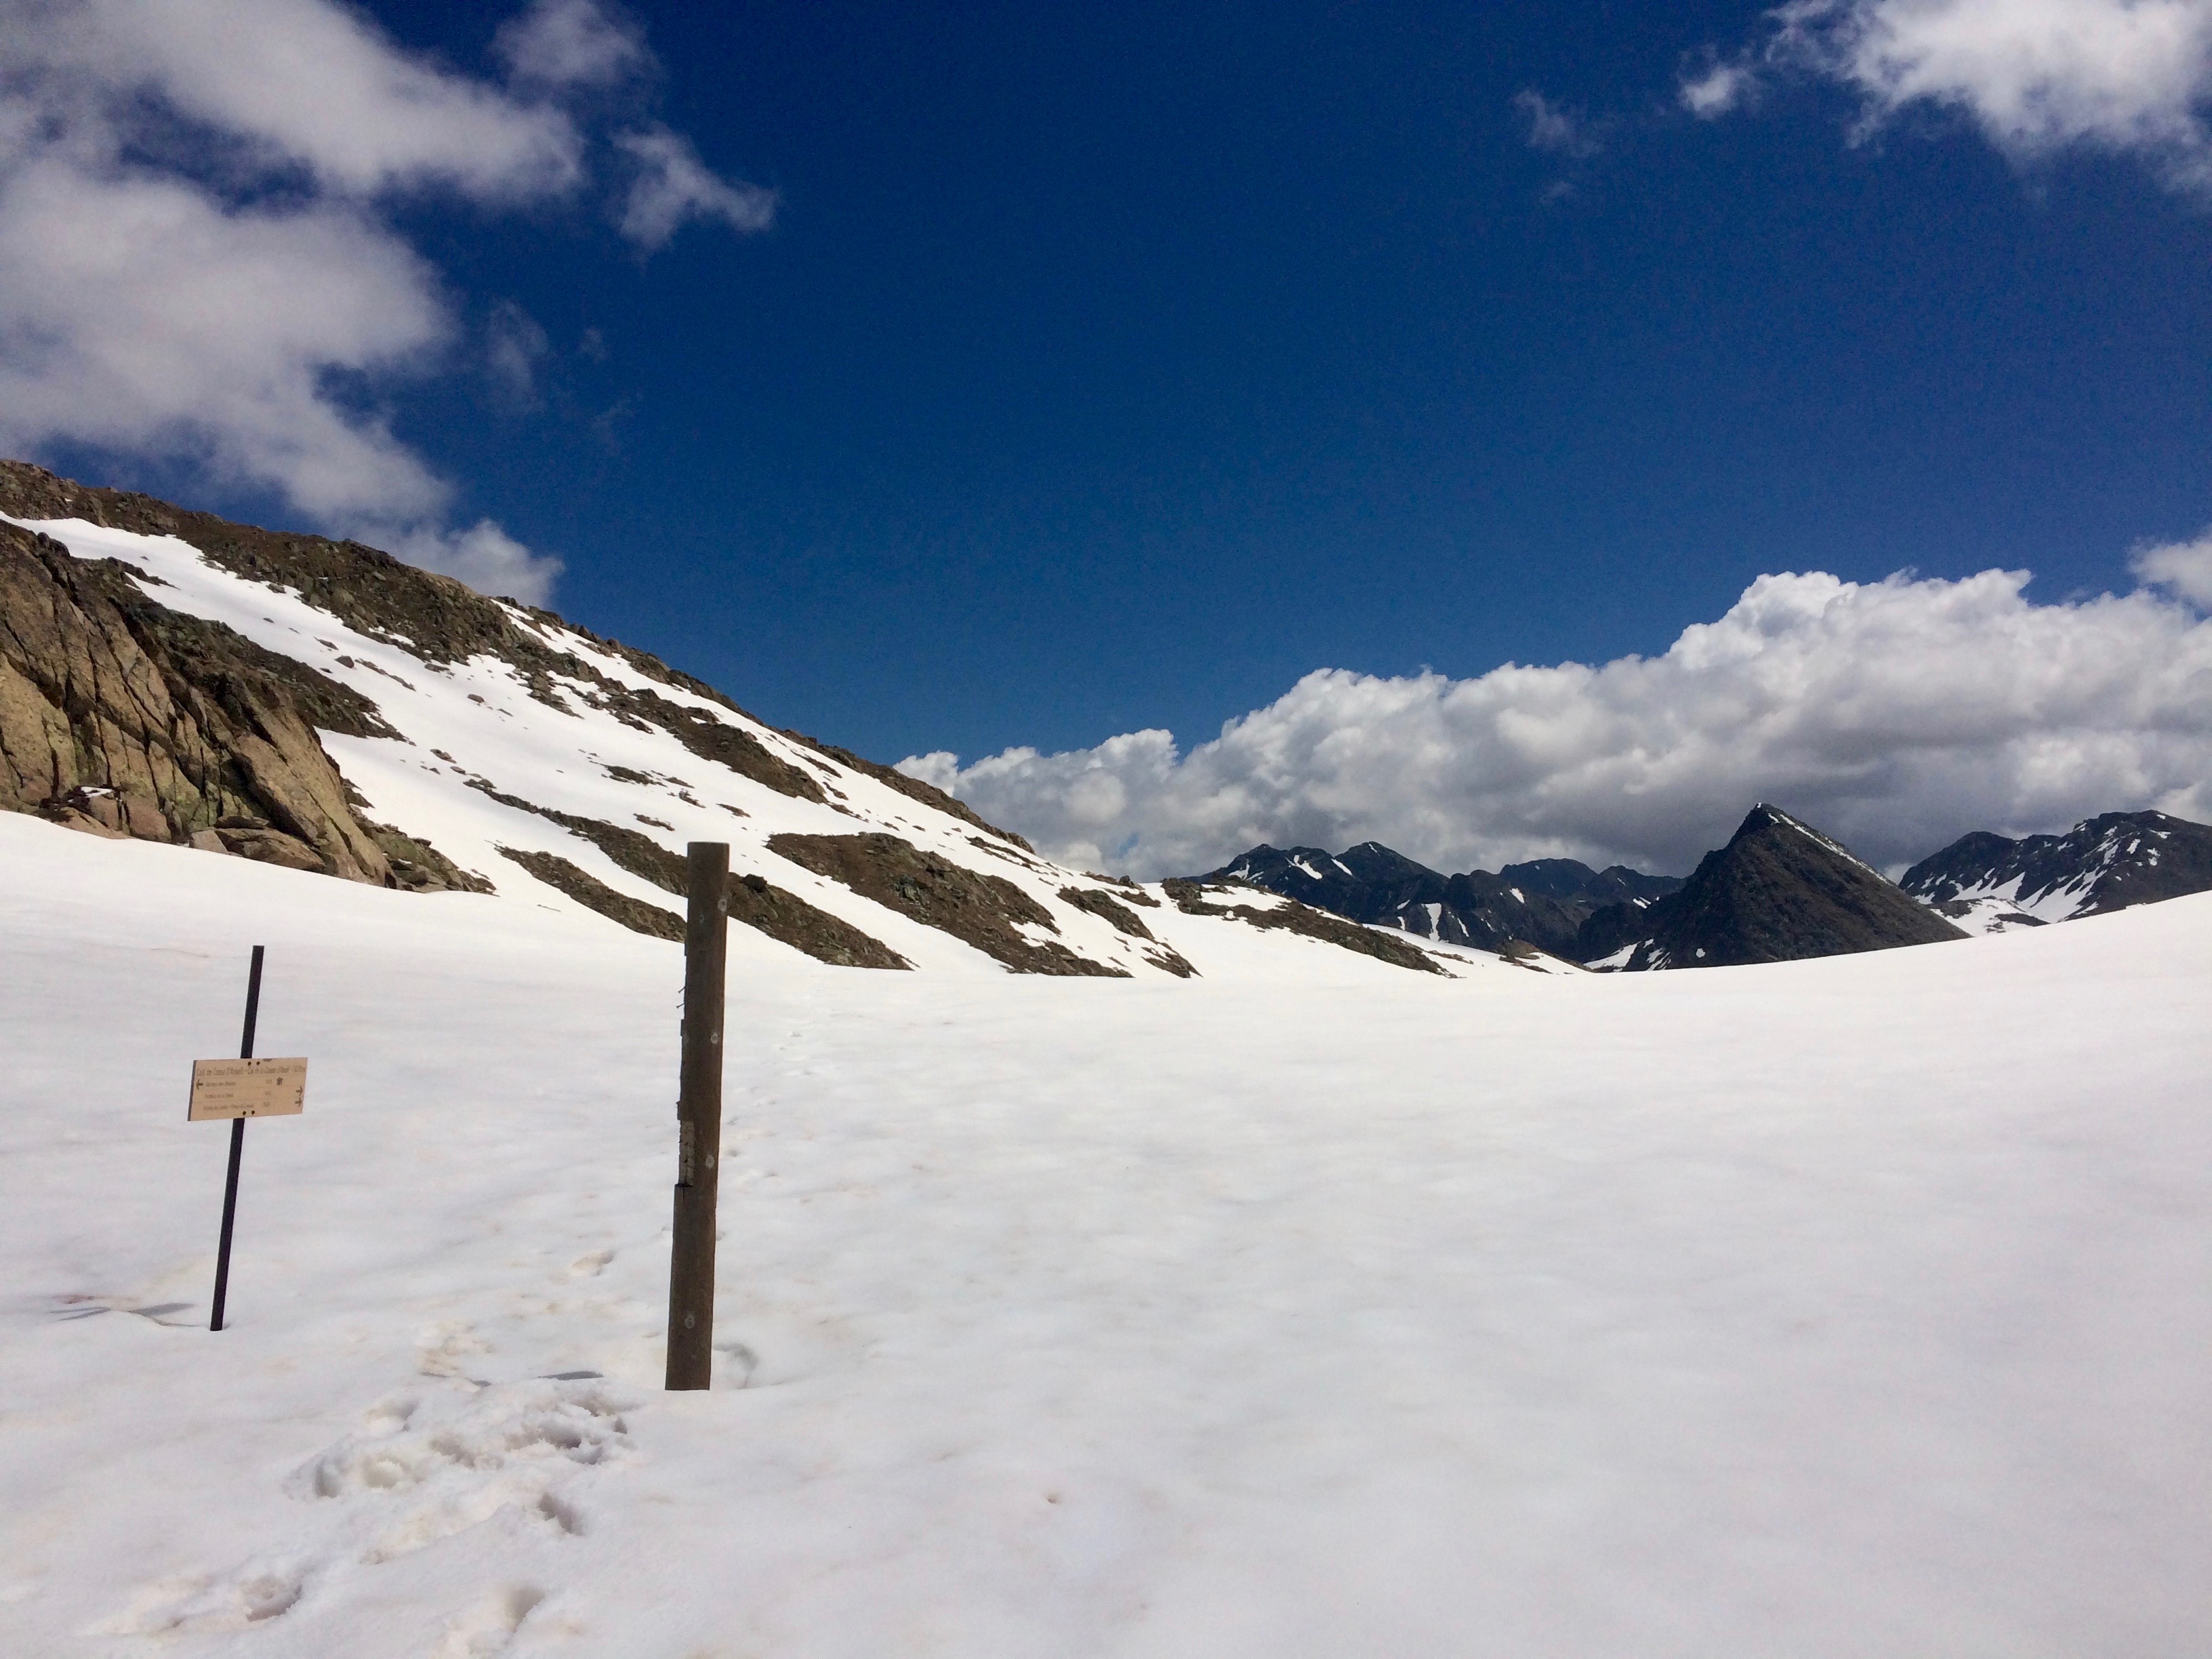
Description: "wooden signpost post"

(188, 946), (308, 1332)
(666, 843), (731, 1390)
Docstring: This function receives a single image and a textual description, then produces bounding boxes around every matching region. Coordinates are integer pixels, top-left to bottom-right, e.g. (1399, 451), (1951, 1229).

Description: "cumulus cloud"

(0, 154), (451, 521)
(2132, 527), (2212, 607)
(1686, 0), (2212, 194)
(0, 0), (770, 600)
(615, 125), (778, 251)
(903, 567), (2212, 879)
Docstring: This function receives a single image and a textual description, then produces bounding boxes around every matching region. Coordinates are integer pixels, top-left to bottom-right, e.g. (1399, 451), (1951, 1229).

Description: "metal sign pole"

(209, 945), (264, 1332)
(666, 844), (729, 1389)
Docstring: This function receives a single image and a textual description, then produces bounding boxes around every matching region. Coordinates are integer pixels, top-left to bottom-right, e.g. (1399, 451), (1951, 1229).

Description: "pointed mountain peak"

(1616, 804), (1963, 970)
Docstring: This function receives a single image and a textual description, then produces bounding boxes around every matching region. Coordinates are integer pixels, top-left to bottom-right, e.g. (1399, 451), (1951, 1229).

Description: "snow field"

(3, 813), (2211, 1655)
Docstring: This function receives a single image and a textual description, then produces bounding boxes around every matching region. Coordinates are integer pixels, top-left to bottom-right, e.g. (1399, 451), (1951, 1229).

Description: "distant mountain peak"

(1586, 805), (1965, 971)
(1901, 809), (2212, 924)
(1199, 840), (1681, 960)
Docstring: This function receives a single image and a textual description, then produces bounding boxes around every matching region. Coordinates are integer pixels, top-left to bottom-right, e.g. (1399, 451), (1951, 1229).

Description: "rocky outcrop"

(768, 832), (1128, 977)
(0, 458), (827, 804)
(1057, 883), (1158, 940)
(472, 781), (909, 968)
(0, 520), (487, 887)
(495, 848), (683, 939)
(1055, 884), (1198, 977)
(724, 871), (912, 970)
(1162, 879), (1446, 975)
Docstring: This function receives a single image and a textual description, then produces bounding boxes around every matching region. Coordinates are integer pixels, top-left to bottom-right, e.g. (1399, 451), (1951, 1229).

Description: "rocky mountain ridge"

(1207, 804), (2212, 972)
(1206, 842), (1680, 959)
(1, 462), (1504, 983)
(1902, 811), (2212, 926)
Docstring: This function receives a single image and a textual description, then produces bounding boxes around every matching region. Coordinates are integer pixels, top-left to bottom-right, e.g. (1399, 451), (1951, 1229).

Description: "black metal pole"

(209, 945), (264, 1332)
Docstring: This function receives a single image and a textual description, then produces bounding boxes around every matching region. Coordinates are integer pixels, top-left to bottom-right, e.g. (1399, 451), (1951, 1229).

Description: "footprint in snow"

(94, 1557), (311, 1635)
(433, 1584), (547, 1657)
(289, 1377), (636, 1565)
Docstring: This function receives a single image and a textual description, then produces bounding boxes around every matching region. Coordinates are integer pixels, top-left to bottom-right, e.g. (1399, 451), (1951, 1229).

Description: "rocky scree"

(768, 832), (1129, 977)
(470, 781), (908, 968)
(1162, 879), (1444, 975)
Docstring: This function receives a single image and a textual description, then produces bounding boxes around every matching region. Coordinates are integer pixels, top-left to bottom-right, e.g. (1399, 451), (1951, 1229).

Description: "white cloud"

(495, 0), (651, 91)
(0, 155), (452, 520)
(21, 0), (586, 200)
(2132, 528), (2212, 606)
(615, 125), (777, 251)
(1689, 0), (2212, 194)
(1512, 89), (1605, 158)
(373, 518), (563, 607)
(0, 0), (770, 600)
(1681, 60), (1760, 118)
(485, 300), (552, 411)
(903, 567), (2212, 879)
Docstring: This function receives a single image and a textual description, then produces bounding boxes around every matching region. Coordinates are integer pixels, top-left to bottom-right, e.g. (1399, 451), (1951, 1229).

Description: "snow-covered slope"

(3, 813), (2208, 1654)
(3, 504), (1479, 984)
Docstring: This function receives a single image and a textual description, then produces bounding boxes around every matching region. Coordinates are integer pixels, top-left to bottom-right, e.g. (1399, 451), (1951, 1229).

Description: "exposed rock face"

(1057, 884), (1157, 941)
(724, 872), (912, 970)
(1206, 841), (1679, 957)
(1901, 811), (2212, 921)
(471, 781), (911, 969)
(1054, 884), (1198, 977)
(0, 457), (827, 811)
(1587, 805), (1967, 970)
(495, 848), (683, 939)
(1573, 895), (1672, 964)
(0, 520), (484, 887)
(768, 832), (1130, 977)
(1162, 879), (1446, 975)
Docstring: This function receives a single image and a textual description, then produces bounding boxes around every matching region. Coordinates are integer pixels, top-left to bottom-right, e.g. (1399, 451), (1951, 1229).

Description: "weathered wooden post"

(665, 842), (730, 1390)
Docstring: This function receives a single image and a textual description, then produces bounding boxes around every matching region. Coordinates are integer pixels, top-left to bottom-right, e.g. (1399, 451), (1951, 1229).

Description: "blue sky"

(7, 0), (2212, 872)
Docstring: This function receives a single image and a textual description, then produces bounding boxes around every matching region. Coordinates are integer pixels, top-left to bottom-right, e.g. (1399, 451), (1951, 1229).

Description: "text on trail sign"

(188, 1057), (308, 1122)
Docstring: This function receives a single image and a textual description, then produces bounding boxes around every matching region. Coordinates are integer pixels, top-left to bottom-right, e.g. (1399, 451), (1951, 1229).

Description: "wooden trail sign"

(194, 946), (306, 1331)
(187, 1057), (307, 1120)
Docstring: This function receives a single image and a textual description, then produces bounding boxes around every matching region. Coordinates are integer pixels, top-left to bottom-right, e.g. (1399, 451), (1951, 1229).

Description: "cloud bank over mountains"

(903, 560), (2212, 880)
(1683, 0), (2212, 199)
(0, 0), (772, 603)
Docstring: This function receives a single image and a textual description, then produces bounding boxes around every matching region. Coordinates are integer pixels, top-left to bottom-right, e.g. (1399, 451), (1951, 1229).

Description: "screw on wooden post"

(665, 843), (730, 1390)
(209, 945), (264, 1332)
